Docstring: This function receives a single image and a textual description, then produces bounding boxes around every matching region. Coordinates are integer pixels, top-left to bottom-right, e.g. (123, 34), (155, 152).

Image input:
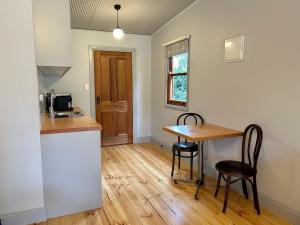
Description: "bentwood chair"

(171, 113), (205, 180)
(214, 124), (263, 214)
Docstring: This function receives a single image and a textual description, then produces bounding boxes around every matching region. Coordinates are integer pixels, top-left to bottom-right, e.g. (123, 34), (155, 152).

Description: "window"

(165, 38), (190, 109)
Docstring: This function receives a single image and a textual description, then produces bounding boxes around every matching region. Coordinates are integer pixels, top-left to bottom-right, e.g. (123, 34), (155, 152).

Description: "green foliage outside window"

(171, 53), (188, 102)
(172, 76), (187, 102)
(172, 53), (188, 74)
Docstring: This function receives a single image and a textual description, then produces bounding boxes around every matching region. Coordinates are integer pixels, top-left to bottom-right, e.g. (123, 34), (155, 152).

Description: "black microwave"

(46, 93), (73, 112)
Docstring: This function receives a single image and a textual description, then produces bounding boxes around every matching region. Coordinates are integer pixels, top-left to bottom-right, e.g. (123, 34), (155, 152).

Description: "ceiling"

(70, 0), (196, 35)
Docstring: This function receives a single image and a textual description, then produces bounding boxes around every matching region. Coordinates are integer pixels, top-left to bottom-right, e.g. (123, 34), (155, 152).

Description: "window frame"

(165, 51), (190, 111)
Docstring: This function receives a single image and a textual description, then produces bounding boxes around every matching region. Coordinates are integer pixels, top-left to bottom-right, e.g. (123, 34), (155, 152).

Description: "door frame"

(88, 46), (137, 143)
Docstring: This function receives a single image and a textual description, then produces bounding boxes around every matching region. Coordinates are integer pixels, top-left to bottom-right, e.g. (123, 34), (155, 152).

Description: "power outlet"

(39, 94), (44, 102)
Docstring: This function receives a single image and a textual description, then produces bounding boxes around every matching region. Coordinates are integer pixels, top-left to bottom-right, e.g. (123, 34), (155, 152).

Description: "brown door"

(94, 51), (133, 146)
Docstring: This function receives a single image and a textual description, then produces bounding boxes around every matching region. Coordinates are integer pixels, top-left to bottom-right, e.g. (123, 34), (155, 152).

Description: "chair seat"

(215, 160), (256, 177)
(173, 142), (198, 152)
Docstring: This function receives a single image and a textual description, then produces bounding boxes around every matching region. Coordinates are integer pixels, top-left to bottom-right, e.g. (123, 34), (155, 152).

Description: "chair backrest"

(242, 124), (263, 170)
(176, 113), (205, 142)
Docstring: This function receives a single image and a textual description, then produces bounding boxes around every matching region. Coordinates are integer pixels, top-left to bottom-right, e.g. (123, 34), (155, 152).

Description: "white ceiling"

(70, 0), (196, 35)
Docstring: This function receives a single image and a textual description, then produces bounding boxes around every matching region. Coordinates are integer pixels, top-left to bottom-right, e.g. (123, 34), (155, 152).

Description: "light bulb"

(113, 28), (124, 39)
(225, 41), (232, 48)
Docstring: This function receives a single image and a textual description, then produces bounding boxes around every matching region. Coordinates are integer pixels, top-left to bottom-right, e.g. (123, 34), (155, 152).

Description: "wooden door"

(94, 51), (133, 146)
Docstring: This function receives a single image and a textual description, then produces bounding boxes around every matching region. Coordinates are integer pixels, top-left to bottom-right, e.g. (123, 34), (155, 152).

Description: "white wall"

(0, 0), (44, 216)
(41, 29), (151, 139)
(152, 0), (300, 217)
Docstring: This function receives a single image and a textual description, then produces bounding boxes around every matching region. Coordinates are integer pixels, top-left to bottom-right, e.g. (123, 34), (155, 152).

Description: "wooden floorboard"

(32, 143), (291, 225)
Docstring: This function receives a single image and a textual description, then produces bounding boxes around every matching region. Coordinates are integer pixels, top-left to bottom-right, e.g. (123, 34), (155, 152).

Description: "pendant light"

(113, 4), (124, 39)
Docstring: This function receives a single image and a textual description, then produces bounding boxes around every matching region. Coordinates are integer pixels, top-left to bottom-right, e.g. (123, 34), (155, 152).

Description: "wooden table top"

(163, 123), (243, 141)
(40, 108), (102, 135)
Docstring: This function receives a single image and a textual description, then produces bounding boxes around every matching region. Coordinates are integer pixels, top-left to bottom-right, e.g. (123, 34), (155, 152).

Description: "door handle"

(96, 96), (101, 105)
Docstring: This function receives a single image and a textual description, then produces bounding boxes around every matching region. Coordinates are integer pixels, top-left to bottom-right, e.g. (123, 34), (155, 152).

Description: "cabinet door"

(41, 131), (101, 218)
(33, 0), (71, 68)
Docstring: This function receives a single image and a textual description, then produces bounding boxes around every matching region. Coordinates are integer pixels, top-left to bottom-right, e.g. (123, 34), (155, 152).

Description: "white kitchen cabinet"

(32, 0), (72, 76)
(41, 131), (102, 219)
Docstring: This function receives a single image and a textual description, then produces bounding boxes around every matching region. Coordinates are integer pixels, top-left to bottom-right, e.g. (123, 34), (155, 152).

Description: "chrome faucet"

(49, 89), (56, 120)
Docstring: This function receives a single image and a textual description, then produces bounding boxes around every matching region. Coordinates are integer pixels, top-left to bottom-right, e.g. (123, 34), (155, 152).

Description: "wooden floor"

(34, 143), (290, 225)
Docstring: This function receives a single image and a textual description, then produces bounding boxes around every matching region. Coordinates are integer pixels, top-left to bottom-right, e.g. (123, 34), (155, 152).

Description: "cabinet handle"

(96, 96), (101, 105)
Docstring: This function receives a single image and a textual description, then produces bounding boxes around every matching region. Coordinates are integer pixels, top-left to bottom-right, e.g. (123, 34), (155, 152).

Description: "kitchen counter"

(40, 107), (102, 219)
(40, 108), (102, 135)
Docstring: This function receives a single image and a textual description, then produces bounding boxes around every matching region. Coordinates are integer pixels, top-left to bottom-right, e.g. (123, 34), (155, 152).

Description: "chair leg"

(223, 176), (231, 213)
(194, 182), (201, 199)
(214, 172), (222, 197)
(252, 176), (261, 215)
(178, 152), (181, 170)
(190, 152), (193, 180)
(242, 179), (249, 199)
(171, 150), (175, 177)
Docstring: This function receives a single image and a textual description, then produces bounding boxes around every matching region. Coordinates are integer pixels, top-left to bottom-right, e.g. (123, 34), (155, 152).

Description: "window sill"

(165, 103), (188, 112)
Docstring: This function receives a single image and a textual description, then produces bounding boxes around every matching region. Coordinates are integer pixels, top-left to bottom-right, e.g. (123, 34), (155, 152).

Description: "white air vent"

(224, 36), (245, 63)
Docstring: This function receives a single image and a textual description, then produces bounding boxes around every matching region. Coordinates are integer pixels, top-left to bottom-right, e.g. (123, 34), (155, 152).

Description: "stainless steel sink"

(49, 111), (84, 119)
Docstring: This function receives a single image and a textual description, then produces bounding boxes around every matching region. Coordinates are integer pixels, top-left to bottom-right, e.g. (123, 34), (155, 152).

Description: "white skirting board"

(1, 207), (46, 225)
(150, 137), (300, 225)
(134, 136), (151, 144)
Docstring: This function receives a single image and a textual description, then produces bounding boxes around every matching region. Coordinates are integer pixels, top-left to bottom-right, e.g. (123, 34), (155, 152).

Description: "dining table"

(163, 123), (243, 198)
